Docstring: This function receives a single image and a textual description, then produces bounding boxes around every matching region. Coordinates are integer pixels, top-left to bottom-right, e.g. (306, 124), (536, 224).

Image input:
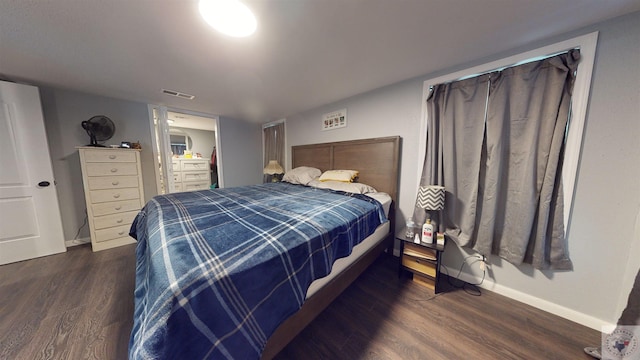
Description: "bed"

(129, 136), (400, 359)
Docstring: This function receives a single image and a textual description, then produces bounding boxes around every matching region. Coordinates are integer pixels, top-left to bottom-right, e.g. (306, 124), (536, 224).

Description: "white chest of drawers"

(171, 158), (211, 192)
(78, 147), (144, 251)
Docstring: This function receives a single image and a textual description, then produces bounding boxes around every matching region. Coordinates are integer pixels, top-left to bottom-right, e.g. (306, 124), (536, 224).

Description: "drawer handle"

(112, 181), (119, 186)
(110, 168), (118, 173)
(109, 155), (116, 159)
(115, 206), (122, 210)
(113, 194), (121, 198)
(116, 219), (123, 223)
(118, 230), (125, 235)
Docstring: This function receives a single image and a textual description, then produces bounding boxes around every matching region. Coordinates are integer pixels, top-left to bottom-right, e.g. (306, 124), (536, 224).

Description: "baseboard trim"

(442, 265), (614, 331)
(65, 237), (90, 247)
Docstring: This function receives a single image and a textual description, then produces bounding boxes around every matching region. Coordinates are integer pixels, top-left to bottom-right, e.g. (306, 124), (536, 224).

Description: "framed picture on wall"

(322, 109), (347, 131)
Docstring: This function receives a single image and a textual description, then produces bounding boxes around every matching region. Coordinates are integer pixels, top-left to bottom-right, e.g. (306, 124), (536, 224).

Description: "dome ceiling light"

(199, 0), (257, 38)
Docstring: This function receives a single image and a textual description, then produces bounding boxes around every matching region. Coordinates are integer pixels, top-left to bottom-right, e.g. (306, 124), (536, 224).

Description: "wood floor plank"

(0, 244), (600, 359)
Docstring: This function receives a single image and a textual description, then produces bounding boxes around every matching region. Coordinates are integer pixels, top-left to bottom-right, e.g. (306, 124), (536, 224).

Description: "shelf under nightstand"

(397, 228), (445, 293)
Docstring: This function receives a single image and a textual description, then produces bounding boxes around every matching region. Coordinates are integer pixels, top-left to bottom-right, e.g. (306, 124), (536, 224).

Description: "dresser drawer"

(172, 183), (183, 192)
(95, 224), (131, 243)
(88, 175), (139, 190)
(402, 253), (437, 278)
(182, 171), (209, 182)
(92, 199), (142, 217)
(83, 149), (137, 163)
(86, 162), (139, 177)
(93, 210), (139, 230)
(183, 182), (209, 192)
(181, 160), (208, 171)
(90, 188), (140, 203)
(173, 174), (181, 183)
(172, 161), (180, 171)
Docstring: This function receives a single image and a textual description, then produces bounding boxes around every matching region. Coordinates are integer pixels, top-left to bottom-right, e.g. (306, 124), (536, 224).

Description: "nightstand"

(397, 228), (446, 293)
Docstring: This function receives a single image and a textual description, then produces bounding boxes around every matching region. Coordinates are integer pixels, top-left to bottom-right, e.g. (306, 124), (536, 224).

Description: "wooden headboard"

(291, 136), (401, 209)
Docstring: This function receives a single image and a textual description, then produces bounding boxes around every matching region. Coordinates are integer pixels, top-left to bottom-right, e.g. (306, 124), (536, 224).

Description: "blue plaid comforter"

(128, 182), (387, 360)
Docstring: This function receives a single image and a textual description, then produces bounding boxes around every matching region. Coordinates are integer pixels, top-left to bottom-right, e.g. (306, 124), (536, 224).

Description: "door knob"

(38, 181), (50, 187)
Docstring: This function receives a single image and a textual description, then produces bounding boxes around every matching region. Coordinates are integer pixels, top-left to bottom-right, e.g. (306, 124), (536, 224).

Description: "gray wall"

(218, 116), (263, 187)
(286, 11), (640, 327)
(39, 88), (263, 242)
(40, 88), (157, 242)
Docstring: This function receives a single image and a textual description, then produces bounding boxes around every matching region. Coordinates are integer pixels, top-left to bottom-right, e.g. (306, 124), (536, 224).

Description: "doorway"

(148, 105), (223, 195)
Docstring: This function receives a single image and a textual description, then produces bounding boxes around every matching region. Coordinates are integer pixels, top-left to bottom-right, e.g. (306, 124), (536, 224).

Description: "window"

(262, 119), (286, 182)
(417, 32), (598, 269)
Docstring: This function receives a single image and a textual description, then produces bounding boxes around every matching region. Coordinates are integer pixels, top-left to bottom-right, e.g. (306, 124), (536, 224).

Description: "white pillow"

(309, 180), (377, 194)
(318, 169), (359, 183)
(282, 166), (321, 185)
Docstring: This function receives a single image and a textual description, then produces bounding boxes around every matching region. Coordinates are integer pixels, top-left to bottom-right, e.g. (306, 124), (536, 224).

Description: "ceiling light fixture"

(199, 0), (257, 37)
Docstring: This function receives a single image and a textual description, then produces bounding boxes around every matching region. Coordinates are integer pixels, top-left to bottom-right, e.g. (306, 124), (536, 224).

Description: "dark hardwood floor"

(0, 244), (600, 359)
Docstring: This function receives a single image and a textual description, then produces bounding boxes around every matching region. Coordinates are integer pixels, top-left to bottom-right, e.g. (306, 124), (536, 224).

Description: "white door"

(0, 81), (66, 265)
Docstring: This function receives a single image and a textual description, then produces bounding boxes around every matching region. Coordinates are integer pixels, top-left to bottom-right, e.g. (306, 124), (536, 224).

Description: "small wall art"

(321, 108), (347, 131)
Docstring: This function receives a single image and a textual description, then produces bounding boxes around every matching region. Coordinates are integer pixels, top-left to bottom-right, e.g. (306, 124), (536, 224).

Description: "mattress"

(306, 192), (391, 299)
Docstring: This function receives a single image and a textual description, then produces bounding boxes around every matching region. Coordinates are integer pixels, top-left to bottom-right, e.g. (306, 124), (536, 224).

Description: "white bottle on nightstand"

(422, 218), (433, 244)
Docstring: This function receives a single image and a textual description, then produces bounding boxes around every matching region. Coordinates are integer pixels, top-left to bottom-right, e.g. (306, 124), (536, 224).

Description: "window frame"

(418, 32), (598, 233)
(261, 118), (287, 169)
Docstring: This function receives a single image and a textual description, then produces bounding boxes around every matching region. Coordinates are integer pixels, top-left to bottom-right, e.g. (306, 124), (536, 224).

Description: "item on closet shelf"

(413, 233), (420, 244)
(436, 232), (445, 246)
(422, 218), (433, 244)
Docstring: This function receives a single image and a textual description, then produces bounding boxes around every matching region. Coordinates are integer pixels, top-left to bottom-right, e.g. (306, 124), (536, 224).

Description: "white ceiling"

(2, 1), (640, 124)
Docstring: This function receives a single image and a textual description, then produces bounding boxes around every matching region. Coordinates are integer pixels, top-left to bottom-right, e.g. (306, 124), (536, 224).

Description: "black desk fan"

(81, 115), (115, 147)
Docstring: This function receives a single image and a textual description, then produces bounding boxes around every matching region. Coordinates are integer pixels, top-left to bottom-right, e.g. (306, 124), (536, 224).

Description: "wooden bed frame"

(261, 136), (401, 359)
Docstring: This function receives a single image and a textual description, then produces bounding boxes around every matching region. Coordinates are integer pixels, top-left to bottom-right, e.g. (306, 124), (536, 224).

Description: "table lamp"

(263, 160), (284, 182)
(417, 185), (445, 241)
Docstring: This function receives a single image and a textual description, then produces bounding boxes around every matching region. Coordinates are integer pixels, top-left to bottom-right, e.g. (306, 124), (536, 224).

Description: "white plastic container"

(422, 218), (434, 244)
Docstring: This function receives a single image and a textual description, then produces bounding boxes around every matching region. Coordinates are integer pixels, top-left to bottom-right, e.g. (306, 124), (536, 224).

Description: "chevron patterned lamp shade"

(417, 185), (445, 211)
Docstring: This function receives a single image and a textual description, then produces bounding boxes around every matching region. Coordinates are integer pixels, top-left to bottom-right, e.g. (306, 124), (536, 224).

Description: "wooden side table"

(397, 227), (446, 293)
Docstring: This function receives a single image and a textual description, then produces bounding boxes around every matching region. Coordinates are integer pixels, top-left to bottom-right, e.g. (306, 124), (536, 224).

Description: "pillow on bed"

(309, 180), (377, 194)
(282, 166), (322, 185)
(318, 169), (359, 183)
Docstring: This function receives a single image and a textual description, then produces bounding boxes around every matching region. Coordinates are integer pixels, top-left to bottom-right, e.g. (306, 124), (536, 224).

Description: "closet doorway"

(148, 105), (223, 195)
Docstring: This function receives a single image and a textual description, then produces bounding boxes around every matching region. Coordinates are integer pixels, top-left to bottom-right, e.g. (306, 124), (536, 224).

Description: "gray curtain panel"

(474, 50), (579, 270)
(415, 75), (490, 239)
(418, 49), (579, 270)
(618, 268), (640, 325)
